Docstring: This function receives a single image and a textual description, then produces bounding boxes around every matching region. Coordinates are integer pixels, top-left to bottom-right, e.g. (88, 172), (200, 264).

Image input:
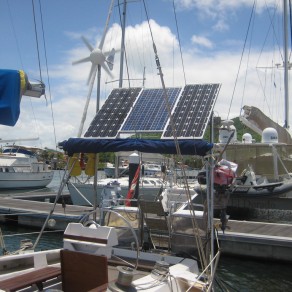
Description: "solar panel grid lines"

(84, 87), (142, 138)
(162, 84), (220, 139)
(121, 87), (181, 132)
(84, 84), (220, 139)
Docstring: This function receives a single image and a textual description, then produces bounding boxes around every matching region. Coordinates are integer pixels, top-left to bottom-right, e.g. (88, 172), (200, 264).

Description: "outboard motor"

(213, 159), (237, 192)
(101, 181), (121, 207)
(197, 159), (237, 233)
(197, 159), (237, 191)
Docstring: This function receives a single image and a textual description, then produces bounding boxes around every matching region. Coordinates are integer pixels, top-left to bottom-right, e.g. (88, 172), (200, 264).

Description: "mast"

(114, 0), (127, 178)
(283, 0), (289, 129)
(119, 0), (127, 88)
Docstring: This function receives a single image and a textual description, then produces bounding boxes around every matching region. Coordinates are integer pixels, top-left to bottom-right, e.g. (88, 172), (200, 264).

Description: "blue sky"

(0, 0), (289, 149)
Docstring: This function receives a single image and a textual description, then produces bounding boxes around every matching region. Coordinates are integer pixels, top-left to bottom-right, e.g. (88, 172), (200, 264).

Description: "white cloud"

(191, 35), (213, 48)
(0, 6), (289, 149)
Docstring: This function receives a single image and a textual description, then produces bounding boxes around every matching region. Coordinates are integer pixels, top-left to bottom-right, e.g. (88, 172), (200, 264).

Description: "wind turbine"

(73, 0), (115, 138)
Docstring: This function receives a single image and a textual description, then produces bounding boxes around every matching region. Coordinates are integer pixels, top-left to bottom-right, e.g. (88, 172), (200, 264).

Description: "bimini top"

(59, 138), (213, 157)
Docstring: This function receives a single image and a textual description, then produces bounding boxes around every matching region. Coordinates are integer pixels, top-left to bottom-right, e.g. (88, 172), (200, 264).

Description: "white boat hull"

(0, 171), (54, 189)
(68, 183), (162, 206)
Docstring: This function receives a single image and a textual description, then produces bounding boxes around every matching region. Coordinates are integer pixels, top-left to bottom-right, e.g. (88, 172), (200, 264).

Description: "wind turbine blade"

(101, 62), (114, 79)
(87, 64), (97, 85)
(98, 0), (115, 50)
(72, 56), (91, 65)
(103, 47), (117, 57)
(106, 48), (115, 70)
(81, 36), (94, 51)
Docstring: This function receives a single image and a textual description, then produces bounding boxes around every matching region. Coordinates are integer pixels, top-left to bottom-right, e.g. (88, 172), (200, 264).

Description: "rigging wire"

(172, 0), (187, 86)
(117, 0), (131, 88)
(6, 0), (24, 70)
(239, 4), (255, 116)
(31, 0), (43, 84)
(263, 1), (283, 62)
(142, 0), (209, 277)
(255, 2), (277, 119)
(38, 0), (61, 151)
(289, 0), (292, 60)
(227, 0), (256, 120)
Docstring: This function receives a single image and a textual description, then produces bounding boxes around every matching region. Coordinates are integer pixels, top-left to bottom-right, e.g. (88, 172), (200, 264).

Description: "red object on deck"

(125, 165), (140, 206)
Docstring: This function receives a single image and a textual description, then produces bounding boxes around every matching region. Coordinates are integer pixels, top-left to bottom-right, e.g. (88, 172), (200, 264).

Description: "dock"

(0, 196), (93, 230)
(0, 193), (292, 262)
(217, 220), (292, 262)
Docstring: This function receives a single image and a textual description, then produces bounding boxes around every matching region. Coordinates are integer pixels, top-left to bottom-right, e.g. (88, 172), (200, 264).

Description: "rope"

(117, 0), (131, 88)
(31, 0), (43, 83)
(227, 0), (256, 120)
(142, 0), (208, 274)
(6, 0), (24, 69)
(289, 0), (292, 60)
(37, 0), (58, 150)
(172, 0), (186, 86)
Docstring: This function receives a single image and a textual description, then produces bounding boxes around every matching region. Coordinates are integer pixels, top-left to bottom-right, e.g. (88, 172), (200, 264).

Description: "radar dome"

(219, 120), (237, 143)
(242, 133), (253, 143)
(261, 127), (278, 143)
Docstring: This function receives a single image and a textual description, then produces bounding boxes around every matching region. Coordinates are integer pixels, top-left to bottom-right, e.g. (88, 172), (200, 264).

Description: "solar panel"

(121, 87), (181, 132)
(84, 84), (220, 139)
(84, 88), (142, 138)
(162, 84), (220, 139)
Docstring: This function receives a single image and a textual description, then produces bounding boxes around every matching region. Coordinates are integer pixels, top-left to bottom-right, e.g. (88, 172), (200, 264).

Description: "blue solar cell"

(84, 84), (220, 139)
(84, 88), (142, 138)
(121, 87), (181, 132)
(162, 84), (220, 139)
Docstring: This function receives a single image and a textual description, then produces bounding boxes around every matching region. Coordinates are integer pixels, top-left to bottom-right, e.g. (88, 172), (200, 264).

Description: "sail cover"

(60, 138), (213, 157)
(0, 69), (21, 126)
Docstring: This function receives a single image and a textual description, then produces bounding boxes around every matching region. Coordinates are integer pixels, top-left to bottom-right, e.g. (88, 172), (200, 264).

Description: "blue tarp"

(60, 138), (213, 156)
(0, 69), (21, 126)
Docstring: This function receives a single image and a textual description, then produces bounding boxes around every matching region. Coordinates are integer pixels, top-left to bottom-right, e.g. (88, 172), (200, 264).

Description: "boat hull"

(228, 180), (292, 198)
(0, 171), (54, 189)
(104, 167), (129, 178)
(68, 182), (162, 206)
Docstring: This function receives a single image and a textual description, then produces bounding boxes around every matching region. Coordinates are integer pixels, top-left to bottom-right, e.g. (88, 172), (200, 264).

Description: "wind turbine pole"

(96, 65), (101, 112)
(77, 66), (98, 137)
(283, 0), (289, 129)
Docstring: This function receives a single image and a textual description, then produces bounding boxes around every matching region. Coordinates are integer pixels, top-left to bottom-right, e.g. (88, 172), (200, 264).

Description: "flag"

(125, 164), (140, 206)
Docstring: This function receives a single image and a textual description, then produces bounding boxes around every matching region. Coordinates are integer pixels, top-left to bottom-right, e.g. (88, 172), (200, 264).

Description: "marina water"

(0, 170), (292, 291)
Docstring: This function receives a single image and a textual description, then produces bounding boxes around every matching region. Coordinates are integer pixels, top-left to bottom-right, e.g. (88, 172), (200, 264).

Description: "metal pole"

(119, 0), (127, 88)
(283, 0), (289, 129)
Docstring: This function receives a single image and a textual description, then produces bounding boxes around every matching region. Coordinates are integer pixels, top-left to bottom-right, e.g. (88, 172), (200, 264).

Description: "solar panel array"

(121, 87), (181, 132)
(162, 84), (220, 139)
(84, 88), (142, 138)
(84, 84), (220, 139)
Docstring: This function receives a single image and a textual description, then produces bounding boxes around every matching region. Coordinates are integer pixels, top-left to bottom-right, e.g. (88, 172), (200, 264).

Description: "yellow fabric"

(85, 153), (96, 176)
(19, 70), (27, 95)
(68, 154), (82, 176)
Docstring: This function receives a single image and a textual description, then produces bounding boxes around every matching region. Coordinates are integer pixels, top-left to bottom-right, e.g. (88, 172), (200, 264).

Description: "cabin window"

(142, 180), (150, 184)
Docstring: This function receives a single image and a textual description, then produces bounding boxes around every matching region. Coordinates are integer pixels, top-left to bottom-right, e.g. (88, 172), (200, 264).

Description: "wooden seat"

(139, 199), (171, 250)
(0, 266), (61, 292)
(61, 249), (108, 292)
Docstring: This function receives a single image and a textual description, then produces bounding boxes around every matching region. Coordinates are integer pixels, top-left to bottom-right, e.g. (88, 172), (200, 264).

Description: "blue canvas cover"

(60, 138), (213, 157)
(0, 69), (21, 126)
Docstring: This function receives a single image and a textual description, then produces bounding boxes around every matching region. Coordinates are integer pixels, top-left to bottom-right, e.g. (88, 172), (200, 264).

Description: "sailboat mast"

(283, 0), (289, 129)
(119, 0), (127, 88)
